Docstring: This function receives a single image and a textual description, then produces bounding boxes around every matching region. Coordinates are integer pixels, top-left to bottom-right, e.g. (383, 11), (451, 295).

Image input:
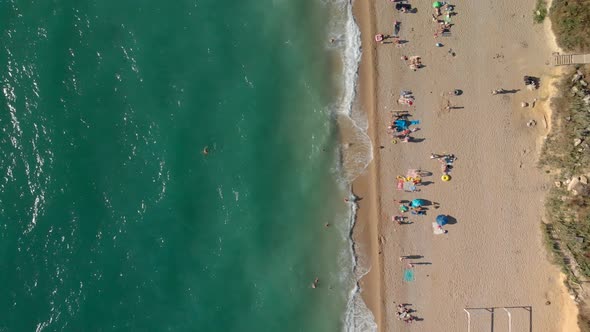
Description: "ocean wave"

(326, 0), (377, 331)
(344, 198), (378, 332)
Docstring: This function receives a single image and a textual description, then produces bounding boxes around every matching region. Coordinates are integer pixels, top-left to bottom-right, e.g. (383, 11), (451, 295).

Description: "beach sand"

(352, 0), (580, 331)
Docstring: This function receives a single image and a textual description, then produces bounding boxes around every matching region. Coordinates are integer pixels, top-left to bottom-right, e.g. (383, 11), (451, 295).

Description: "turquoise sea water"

(0, 0), (369, 331)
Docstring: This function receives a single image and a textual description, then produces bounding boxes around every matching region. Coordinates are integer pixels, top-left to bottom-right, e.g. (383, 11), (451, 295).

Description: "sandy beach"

(352, 0), (581, 330)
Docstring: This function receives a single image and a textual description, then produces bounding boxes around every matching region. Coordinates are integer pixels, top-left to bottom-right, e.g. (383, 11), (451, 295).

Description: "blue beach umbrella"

(436, 215), (449, 226)
(410, 199), (426, 207)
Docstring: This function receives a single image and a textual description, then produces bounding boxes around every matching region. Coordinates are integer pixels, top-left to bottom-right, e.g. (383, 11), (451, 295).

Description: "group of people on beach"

(396, 303), (416, 324)
(389, 92), (421, 142)
(382, 0), (462, 324)
(432, 2), (455, 38)
(376, 1), (457, 71)
(387, 111), (420, 143)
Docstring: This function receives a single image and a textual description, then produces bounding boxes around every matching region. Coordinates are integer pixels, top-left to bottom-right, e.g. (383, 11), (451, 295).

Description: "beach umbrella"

(436, 214), (449, 226)
(432, 1), (442, 8)
(410, 199), (426, 207)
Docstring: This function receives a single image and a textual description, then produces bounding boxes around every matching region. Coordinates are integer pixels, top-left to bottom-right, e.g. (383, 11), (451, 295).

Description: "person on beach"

(392, 215), (406, 225)
(411, 206), (426, 215)
(399, 204), (409, 213)
(394, 200), (410, 213)
(344, 195), (358, 203)
(437, 224), (449, 234)
(396, 305), (415, 323)
(408, 56), (422, 71)
(374, 33), (385, 44)
(404, 315), (415, 324)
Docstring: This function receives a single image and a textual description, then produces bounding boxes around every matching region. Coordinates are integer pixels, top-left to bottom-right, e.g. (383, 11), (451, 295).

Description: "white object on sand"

(432, 222), (445, 235)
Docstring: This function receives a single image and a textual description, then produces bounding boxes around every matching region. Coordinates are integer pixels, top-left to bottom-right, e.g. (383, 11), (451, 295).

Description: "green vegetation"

(541, 3), (590, 330)
(534, 0), (548, 23)
(541, 2), (590, 328)
(541, 69), (590, 273)
(540, 66), (590, 331)
(550, 0), (590, 52)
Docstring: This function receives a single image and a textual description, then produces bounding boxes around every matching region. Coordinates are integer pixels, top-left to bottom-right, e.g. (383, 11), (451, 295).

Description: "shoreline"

(349, 0), (383, 329)
(349, 0), (580, 330)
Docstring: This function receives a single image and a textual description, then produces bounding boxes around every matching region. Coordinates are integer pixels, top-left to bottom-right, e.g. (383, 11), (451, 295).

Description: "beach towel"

(432, 222), (445, 235)
(403, 269), (415, 282)
(406, 184), (418, 192)
(397, 178), (404, 190)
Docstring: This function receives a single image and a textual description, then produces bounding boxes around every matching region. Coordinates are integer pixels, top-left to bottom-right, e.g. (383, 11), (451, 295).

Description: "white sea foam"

(343, 198), (378, 332)
(326, 0), (377, 331)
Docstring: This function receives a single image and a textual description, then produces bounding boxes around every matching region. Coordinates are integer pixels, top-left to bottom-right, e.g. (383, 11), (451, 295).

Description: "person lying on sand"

(411, 206), (427, 215)
(392, 215), (406, 225)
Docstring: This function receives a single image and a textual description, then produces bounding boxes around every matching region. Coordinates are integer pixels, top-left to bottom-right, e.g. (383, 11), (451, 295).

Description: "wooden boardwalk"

(552, 53), (590, 66)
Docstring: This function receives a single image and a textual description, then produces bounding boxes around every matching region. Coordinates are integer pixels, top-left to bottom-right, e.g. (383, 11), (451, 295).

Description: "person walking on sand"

(344, 194), (359, 203)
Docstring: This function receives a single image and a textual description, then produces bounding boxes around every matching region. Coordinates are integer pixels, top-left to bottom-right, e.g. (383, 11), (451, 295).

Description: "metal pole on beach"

(463, 309), (471, 332)
(503, 308), (512, 332)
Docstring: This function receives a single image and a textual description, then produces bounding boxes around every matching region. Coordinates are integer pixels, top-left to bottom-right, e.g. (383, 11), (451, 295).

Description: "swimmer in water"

(202, 146), (209, 155)
(312, 277), (319, 289)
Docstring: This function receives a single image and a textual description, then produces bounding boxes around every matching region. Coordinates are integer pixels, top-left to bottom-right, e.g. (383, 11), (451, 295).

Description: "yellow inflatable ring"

(391, 139), (398, 144)
(441, 174), (451, 182)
